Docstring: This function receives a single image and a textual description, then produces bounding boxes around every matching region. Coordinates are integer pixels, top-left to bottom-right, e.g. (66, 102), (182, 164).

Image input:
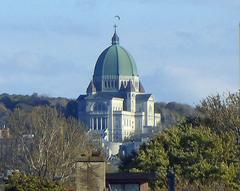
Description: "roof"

(86, 81), (96, 94)
(93, 32), (138, 77)
(136, 94), (152, 101)
(139, 81), (145, 93)
(77, 95), (87, 101)
(84, 92), (125, 101)
(106, 172), (156, 183)
(78, 92), (152, 103)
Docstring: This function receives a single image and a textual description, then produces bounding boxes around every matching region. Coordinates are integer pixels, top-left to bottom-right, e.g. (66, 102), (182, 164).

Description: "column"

(103, 117), (105, 130)
(96, 117), (98, 130)
(89, 118), (92, 130)
(91, 118), (94, 129)
(94, 118), (96, 130)
(100, 118), (103, 130)
(105, 118), (107, 129)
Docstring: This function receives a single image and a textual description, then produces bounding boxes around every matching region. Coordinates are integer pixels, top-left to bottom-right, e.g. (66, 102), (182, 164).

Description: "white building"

(77, 29), (161, 142)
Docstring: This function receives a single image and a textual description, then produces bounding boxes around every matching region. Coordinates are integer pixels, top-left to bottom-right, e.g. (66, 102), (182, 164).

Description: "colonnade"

(90, 117), (107, 130)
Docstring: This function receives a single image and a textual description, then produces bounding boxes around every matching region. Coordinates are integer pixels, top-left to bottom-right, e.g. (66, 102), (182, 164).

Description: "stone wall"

(75, 157), (105, 191)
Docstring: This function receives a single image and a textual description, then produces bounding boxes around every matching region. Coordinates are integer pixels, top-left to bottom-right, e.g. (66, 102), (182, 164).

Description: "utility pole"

(167, 168), (175, 191)
(238, 23), (240, 90)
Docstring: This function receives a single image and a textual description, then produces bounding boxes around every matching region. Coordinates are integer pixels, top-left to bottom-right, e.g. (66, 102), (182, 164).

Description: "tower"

(126, 81), (136, 112)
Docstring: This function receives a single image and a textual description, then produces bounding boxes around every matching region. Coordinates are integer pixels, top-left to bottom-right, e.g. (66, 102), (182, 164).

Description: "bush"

(5, 173), (65, 191)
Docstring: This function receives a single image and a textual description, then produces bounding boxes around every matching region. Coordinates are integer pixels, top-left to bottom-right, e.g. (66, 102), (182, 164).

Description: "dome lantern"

(112, 25), (119, 45)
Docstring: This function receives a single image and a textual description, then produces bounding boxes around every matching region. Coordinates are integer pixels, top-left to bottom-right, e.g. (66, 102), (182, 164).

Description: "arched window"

(149, 104), (153, 113)
(93, 102), (108, 112)
(135, 82), (138, 88)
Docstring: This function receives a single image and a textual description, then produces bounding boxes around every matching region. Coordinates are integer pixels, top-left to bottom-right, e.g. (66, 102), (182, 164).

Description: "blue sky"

(0, 0), (239, 105)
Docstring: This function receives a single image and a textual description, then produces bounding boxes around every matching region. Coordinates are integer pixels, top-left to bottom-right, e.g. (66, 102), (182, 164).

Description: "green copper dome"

(93, 32), (138, 77)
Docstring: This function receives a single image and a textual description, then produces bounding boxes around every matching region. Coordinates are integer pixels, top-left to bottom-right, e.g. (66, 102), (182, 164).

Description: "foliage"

(165, 102), (195, 116)
(65, 100), (78, 118)
(6, 106), (93, 184)
(119, 151), (138, 171)
(0, 103), (10, 126)
(0, 93), (77, 121)
(5, 173), (64, 191)
(196, 91), (240, 136)
(155, 102), (196, 128)
(175, 178), (236, 191)
(0, 93), (50, 111)
(120, 124), (240, 190)
(120, 91), (240, 190)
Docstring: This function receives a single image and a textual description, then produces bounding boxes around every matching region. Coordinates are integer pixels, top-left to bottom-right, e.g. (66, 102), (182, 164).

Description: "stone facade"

(77, 30), (161, 143)
(75, 157), (105, 191)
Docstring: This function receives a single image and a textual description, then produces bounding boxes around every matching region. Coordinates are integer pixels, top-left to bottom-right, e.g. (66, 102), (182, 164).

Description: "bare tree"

(197, 91), (240, 137)
(7, 106), (93, 183)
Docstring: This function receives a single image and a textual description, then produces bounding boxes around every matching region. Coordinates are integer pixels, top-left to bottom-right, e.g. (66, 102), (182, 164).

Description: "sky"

(0, 0), (239, 105)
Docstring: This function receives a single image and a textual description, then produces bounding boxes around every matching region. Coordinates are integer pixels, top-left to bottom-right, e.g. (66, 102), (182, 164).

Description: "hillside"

(155, 101), (196, 128)
(0, 93), (196, 128)
(0, 93), (78, 126)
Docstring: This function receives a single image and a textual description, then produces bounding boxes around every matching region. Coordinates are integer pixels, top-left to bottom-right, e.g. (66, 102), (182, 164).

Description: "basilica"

(77, 29), (161, 143)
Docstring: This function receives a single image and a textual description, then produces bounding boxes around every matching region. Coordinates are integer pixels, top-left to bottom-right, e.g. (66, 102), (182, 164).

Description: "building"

(106, 172), (155, 191)
(77, 28), (161, 142)
(75, 156), (155, 191)
(0, 127), (14, 171)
